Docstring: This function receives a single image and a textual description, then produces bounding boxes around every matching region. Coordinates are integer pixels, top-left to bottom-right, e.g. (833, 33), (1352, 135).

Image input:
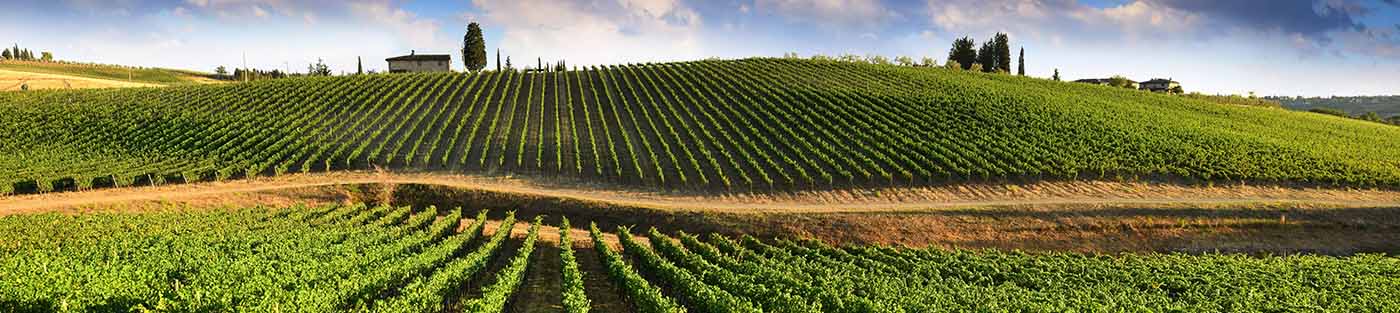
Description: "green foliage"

(5, 206), (1398, 311)
(307, 58), (331, 76)
(947, 36), (977, 70)
(1017, 47), (1025, 76)
(559, 218), (591, 313)
(994, 33), (1011, 73)
(591, 223), (687, 313)
(462, 216), (541, 313)
(1108, 75), (1136, 89)
(1052, 68), (1060, 81)
(464, 22), (488, 71)
(2, 58), (1400, 197)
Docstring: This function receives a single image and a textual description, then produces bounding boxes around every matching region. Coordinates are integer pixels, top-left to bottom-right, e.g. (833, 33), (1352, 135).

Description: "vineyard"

(3, 58), (1400, 195)
(0, 204), (1396, 312)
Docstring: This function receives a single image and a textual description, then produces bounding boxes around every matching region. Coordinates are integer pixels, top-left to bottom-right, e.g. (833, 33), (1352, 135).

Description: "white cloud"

(470, 0), (706, 66)
(928, 0), (1202, 44)
(756, 0), (892, 28)
(347, 1), (445, 51)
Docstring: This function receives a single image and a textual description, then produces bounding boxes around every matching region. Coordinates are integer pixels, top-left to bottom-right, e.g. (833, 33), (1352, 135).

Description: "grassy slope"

(0, 60), (216, 85)
(0, 58), (1398, 195)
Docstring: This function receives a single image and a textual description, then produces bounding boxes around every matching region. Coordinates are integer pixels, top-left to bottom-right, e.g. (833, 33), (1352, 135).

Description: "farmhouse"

(1139, 78), (1181, 92)
(1074, 78), (1138, 89)
(385, 50), (450, 73)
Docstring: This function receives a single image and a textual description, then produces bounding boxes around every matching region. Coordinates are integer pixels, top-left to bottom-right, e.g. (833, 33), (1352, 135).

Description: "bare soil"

(4, 171), (1399, 215)
(3, 171), (1399, 255)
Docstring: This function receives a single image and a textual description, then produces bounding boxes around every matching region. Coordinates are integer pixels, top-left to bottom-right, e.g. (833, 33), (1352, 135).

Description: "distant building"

(1073, 78), (1111, 86)
(386, 50), (450, 73)
(1074, 78), (1138, 89)
(1139, 78), (1181, 93)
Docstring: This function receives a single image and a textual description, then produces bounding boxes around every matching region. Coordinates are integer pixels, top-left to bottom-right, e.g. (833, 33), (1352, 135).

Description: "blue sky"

(1, 0), (1397, 96)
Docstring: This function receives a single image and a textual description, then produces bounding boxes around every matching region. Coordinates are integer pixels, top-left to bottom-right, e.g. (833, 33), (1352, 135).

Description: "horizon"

(2, 0), (1398, 97)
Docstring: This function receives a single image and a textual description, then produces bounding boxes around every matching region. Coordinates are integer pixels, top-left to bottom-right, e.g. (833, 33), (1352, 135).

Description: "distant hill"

(1272, 95), (1400, 118)
(1, 58), (1399, 195)
(0, 60), (222, 90)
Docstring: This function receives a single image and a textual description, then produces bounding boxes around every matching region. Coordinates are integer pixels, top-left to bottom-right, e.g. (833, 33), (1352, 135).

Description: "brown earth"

(2, 171), (1399, 255)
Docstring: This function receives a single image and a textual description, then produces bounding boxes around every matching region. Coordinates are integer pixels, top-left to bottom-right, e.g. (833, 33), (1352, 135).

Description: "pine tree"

(462, 22), (487, 72)
(1017, 48), (1025, 76)
(947, 36), (977, 71)
(1052, 68), (1060, 81)
(993, 33), (1011, 73)
(976, 40), (996, 73)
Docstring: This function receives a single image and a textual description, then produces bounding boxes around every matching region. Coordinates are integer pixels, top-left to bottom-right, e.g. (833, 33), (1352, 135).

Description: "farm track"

(3, 171), (1400, 216)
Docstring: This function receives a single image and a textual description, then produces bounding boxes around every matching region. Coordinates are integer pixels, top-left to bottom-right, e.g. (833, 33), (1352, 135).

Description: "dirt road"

(3, 171), (1398, 216)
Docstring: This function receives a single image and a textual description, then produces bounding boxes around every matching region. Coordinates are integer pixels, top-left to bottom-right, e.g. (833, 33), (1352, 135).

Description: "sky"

(1, 0), (1398, 96)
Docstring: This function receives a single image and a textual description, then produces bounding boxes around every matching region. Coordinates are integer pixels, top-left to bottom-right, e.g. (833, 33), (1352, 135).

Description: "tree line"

(1, 43), (53, 62)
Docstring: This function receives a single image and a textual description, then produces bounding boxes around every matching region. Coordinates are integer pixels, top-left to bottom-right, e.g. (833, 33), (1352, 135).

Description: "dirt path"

(3, 171), (1400, 216)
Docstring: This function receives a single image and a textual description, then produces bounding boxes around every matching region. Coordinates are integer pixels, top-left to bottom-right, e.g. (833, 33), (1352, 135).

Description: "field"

(4, 57), (1400, 312)
(0, 60), (219, 87)
(2, 203), (1397, 312)
(3, 58), (1400, 196)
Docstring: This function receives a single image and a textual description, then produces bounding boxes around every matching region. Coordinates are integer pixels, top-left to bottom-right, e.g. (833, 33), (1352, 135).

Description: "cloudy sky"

(2, 0), (1397, 96)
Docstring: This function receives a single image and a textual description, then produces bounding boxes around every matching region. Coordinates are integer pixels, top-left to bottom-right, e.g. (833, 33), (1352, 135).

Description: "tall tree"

(357, 56), (363, 75)
(307, 58), (331, 76)
(947, 36), (977, 71)
(462, 22), (487, 72)
(1052, 68), (1060, 81)
(993, 33), (1011, 73)
(495, 49), (501, 71)
(215, 65), (227, 77)
(976, 40), (996, 73)
(1017, 48), (1025, 76)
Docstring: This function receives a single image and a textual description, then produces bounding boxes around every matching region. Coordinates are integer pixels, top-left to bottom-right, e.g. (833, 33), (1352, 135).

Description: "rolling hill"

(2, 58), (1399, 195)
(0, 60), (220, 91)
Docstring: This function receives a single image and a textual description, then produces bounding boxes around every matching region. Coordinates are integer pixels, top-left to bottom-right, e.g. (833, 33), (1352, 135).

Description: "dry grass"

(0, 69), (163, 90)
(4, 171), (1400, 215)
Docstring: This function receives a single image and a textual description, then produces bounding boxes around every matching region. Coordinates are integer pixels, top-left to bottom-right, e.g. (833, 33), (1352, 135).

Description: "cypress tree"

(1017, 48), (1025, 76)
(357, 56), (363, 75)
(947, 37), (977, 71)
(462, 22), (487, 72)
(496, 49), (501, 71)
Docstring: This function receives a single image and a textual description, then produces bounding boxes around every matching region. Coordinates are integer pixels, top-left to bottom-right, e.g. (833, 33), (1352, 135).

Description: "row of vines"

(2, 204), (1397, 312)
(2, 58), (1399, 194)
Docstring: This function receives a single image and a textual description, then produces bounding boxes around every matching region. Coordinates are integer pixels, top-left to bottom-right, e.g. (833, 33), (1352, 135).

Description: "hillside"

(2, 58), (1399, 195)
(0, 60), (219, 90)
(1276, 95), (1400, 119)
